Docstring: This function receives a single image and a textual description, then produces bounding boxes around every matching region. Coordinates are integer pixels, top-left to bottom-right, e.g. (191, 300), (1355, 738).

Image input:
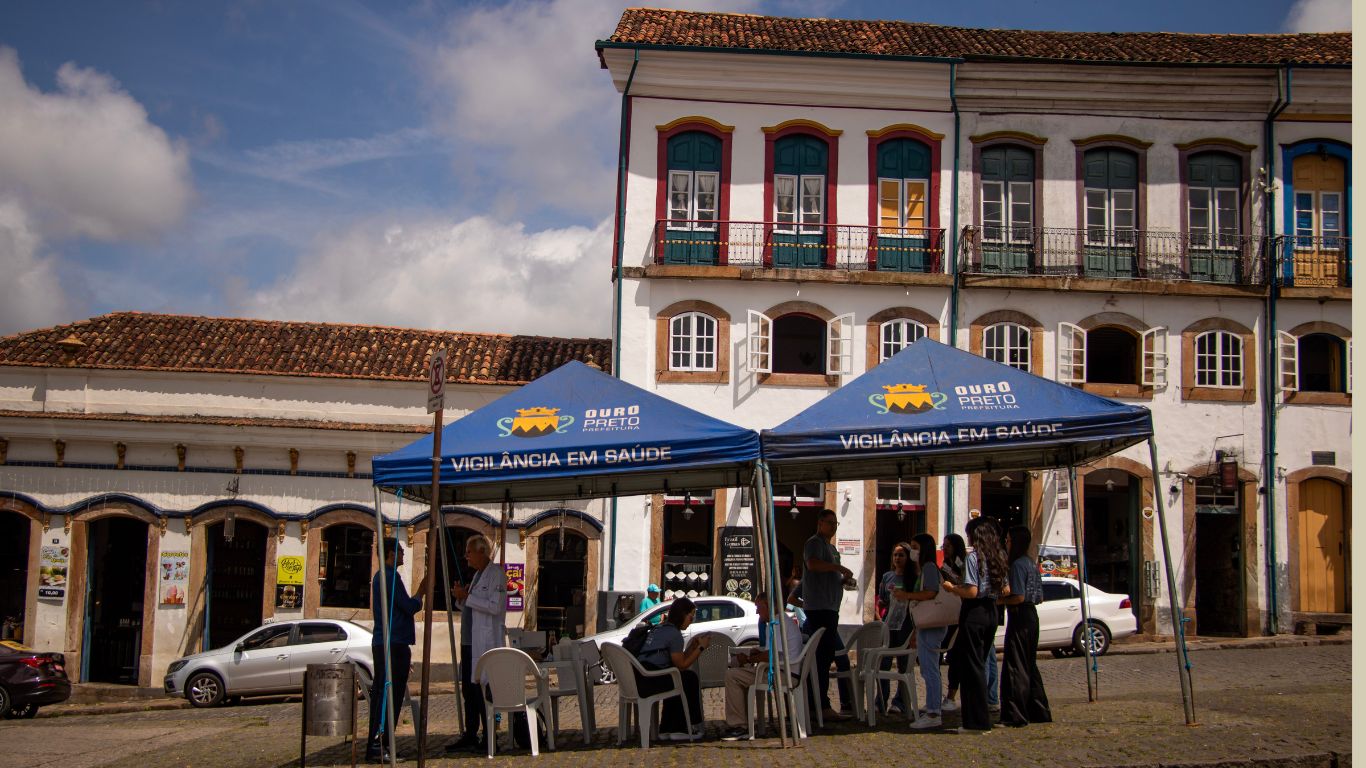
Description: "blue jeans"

(985, 640), (999, 707)
(916, 626), (947, 714)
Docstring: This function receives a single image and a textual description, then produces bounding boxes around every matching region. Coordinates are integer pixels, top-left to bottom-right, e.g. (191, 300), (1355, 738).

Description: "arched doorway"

(0, 510), (33, 643)
(1082, 470), (1139, 613)
(536, 529), (587, 643)
(1296, 478), (1349, 613)
(84, 516), (151, 683)
(204, 519), (268, 650)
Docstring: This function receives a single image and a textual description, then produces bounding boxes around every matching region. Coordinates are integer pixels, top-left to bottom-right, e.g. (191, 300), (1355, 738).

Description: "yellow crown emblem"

(517, 407), (560, 417)
(883, 383), (926, 394)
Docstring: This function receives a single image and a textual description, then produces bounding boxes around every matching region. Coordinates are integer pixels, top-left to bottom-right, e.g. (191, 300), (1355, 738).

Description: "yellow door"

(1297, 478), (1348, 612)
(1291, 155), (1346, 287)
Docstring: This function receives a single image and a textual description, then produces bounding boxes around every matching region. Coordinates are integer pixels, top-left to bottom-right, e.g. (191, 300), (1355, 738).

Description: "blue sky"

(0, 0), (1348, 338)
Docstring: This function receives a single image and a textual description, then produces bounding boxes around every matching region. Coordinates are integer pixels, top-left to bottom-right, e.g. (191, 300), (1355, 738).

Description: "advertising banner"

(159, 551), (189, 605)
(276, 555), (305, 609)
(505, 563), (525, 611)
(718, 527), (757, 601)
(38, 546), (69, 600)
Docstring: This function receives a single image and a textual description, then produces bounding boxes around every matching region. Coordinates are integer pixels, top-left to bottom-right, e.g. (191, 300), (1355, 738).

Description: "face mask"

(909, 548), (920, 560)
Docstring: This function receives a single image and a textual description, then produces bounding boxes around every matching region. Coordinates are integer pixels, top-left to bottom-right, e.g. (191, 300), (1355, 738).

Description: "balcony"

(958, 226), (1270, 288)
(1276, 234), (1352, 289)
(651, 219), (946, 275)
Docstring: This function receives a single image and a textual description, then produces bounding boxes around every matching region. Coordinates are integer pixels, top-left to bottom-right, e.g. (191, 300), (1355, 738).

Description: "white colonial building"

(596, 9), (1350, 638)
(0, 313), (610, 686)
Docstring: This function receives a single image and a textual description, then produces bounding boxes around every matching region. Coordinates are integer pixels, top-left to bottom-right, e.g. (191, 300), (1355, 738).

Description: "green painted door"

(663, 131), (721, 265)
(875, 138), (933, 272)
(979, 145), (1035, 274)
(771, 134), (828, 268)
(1083, 149), (1139, 277)
(1187, 152), (1241, 283)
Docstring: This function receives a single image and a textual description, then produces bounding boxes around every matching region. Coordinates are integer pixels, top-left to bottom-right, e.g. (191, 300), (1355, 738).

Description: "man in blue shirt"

(640, 584), (663, 625)
(366, 537), (426, 763)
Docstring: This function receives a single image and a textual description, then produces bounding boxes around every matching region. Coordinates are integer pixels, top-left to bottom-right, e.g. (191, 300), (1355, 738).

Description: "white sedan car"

(994, 576), (1138, 657)
(586, 596), (761, 683)
(164, 619), (374, 707)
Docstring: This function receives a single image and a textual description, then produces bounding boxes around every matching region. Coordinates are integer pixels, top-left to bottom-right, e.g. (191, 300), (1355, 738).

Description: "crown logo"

(517, 407), (560, 418)
(883, 384), (926, 394)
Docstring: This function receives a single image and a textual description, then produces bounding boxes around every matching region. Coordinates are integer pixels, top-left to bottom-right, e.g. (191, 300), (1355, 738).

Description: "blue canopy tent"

(757, 338), (1194, 722)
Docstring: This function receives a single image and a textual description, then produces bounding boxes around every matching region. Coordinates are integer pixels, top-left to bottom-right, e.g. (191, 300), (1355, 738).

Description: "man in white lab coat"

(446, 534), (507, 753)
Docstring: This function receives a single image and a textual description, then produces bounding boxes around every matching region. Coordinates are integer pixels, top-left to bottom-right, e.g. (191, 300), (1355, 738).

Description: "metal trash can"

(304, 663), (356, 737)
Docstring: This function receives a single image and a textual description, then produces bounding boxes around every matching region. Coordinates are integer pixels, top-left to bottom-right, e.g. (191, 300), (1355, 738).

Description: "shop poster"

(159, 551), (189, 605)
(718, 527), (757, 601)
(276, 556), (305, 609)
(38, 546), (69, 599)
(504, 563), (524, 612)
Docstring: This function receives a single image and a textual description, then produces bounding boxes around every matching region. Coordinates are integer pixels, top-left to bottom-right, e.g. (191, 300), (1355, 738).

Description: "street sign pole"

(416, 348), (446, 767)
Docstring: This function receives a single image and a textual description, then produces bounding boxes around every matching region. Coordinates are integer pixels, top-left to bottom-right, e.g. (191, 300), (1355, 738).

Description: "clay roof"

(0, 313), (612, 385)
(603, 8), (1351, 66)
(0, 409), (429, 434)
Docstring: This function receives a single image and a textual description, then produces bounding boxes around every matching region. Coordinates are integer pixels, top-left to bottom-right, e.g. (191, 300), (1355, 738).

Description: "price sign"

(427, 348), (448, 413)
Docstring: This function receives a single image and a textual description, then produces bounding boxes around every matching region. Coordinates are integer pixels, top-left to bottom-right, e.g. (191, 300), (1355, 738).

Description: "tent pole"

(750, 466), (791, 746)
(1067, 464), (1098, 701)
(758, 461), (795, 746)
(434, 500), (464, 733)
(1148, 439), (1197, 725)
(371, 487), (398, 768)
(416, 410), (444, 766)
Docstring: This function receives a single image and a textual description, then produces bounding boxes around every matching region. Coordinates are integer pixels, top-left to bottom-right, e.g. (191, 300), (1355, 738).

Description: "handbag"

(909, 588), (961, 629)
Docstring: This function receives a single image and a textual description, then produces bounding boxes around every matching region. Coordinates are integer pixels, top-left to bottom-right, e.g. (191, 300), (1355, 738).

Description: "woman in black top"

(942, 518), (1008, 731)
(939, 533), (967, 712)
(876, 541), (917, 712)
(634, 597), (710, 740)
(999, 524), (1052, 726)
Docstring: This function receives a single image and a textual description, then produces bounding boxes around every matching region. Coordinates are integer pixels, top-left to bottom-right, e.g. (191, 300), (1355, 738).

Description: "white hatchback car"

(994, 576), (1138, 657)
(164, 619), (374, 707)
(586, 596), (761, 683)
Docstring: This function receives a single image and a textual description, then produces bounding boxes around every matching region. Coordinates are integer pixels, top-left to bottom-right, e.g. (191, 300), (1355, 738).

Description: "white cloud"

(199, 127), (441, 194)
(424, 0), (758, 220)
(0, 201), (73, 335)
(243, 214), (614, 338)
(0, 48), (193, 242)
(1282, 0), (1351, 31)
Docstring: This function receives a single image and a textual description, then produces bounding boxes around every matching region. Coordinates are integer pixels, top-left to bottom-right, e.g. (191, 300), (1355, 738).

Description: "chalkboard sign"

(718, 526), (758, 601)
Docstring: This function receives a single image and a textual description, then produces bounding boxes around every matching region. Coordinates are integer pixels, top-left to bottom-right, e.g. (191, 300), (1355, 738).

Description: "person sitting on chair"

(721, 593), (804, 740)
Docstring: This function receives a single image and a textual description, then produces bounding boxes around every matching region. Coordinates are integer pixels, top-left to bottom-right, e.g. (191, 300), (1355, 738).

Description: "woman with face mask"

(902, 533), (946, 729)
(876, 541), (918, 713)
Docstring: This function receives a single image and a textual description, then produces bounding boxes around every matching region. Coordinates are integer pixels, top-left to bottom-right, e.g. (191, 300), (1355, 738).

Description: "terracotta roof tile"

(0, 409), (429, 434)
(0, 313), (612, 385)
(604, 9), (1350, 66)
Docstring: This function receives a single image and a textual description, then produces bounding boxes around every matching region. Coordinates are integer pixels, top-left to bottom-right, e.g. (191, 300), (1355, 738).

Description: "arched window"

(1291, 152), (1347, 286)
(980, 144), (1035, 273)
(772, 134), (829, 268)
(1187, 151), (1242, 283)
(880, 319), (927, 362)
(984, 323), (1031, 371)
(773, 313), (826, 375)
(1086, 327), (1140, 385)
(1195, 330), (1243, 388)
(875, 138), (932, 272)
(669, 312), (717, 372)
(664, 131), (722, 265)
(1297, 333), (1348, 393)
(1084, 148), (1139, 276)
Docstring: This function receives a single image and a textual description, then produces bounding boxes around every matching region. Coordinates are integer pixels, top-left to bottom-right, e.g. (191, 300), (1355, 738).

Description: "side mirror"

(235, 643), (246, 654)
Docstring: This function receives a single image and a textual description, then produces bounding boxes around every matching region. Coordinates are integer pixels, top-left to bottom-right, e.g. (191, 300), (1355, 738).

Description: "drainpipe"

(946, 60), (962, 535)
(607, 49), (639, 591)
(1260, 65), (1290, 635)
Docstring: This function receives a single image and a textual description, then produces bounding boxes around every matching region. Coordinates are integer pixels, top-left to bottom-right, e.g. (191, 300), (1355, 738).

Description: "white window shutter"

(827, 313), (854, 376)
(1142, 326), (1168, 389)
(1277, 330), (1299, 395)
(1057, 322), (1086, 385)
(747, 310), (772, 374)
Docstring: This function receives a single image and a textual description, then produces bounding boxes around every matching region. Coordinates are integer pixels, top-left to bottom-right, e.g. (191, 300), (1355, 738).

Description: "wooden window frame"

(1180, 318), (1257, 403)
(1282, 321), (1352, 406)
(656, 300), (730, 384)
(655, 118), (734, 264)
(969, 310), (1043, 377)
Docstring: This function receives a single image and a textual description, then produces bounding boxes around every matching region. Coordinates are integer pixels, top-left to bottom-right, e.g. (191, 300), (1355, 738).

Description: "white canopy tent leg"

(1067, 464), (1098, 702)
(757, 461), (796, 746)
(1147, 439), (1197, 724)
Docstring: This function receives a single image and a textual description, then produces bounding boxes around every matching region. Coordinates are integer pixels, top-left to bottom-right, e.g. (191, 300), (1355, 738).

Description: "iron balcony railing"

(958, 226), (1271, 287)
(652, 219), (947, 274)
(1274, 234), (1352, 288)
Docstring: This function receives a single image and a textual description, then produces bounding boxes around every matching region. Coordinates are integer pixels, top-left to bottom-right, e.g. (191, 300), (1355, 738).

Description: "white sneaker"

(665, 731), (696, 742)
(910, 713), (942, 730)
(941, 699), (959, 712)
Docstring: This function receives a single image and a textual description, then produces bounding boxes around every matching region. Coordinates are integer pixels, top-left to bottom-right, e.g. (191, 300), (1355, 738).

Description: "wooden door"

(1297, 478), (1347, 613)
(1291, 155), (1345, 287)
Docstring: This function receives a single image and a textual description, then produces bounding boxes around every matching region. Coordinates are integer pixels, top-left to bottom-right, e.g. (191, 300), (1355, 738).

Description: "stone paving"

(2, 643), (1351, 768)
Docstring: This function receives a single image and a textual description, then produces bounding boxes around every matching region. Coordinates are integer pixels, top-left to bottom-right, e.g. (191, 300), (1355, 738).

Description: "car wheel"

(186, 671), (226, 707)
(11, 702), (38, 718)
(1072, 622), (1111, 657)
(0, 685), (11, 719)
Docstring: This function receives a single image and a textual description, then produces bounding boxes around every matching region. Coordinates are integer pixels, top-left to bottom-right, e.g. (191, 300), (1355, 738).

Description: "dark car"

(0, 641), (72, 718)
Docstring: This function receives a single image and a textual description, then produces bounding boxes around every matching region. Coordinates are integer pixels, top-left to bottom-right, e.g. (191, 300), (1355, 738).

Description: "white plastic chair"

(473, 647), (555, 758)
(861, 629), (919, 725)
(694, 632), (735, 689)
(540, 641), (596, 745)
(785, 626), (826, 738)
(831, 621), (886, 723)
(599, 642), (693, 749)
(742, 626), (822, 740)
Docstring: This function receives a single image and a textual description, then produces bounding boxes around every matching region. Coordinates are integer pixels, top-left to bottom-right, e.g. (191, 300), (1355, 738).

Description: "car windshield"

(238, 624), (292, 650)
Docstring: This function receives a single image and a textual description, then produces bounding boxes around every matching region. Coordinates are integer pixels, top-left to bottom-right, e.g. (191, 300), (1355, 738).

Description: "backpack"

(621, 623), (652, 656)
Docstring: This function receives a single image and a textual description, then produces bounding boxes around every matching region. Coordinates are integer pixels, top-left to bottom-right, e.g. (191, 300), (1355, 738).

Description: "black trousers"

(367, 644), (412, 752)
(802, 609), (852, 711)
(950, 599), (997, 731)
(460, 644), (487, 738)
(1001, 603), (1052, 726)
(635, 666), (702, 734)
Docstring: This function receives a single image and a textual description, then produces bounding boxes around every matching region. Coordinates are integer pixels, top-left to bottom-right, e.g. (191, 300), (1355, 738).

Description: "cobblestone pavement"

(2, 644), (1350, 768)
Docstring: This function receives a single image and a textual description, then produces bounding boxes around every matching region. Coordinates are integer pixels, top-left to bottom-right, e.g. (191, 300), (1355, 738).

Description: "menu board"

(38, 546), (69, 599)
(718, 526), (757, 601)
(505, 563), (525, 612)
